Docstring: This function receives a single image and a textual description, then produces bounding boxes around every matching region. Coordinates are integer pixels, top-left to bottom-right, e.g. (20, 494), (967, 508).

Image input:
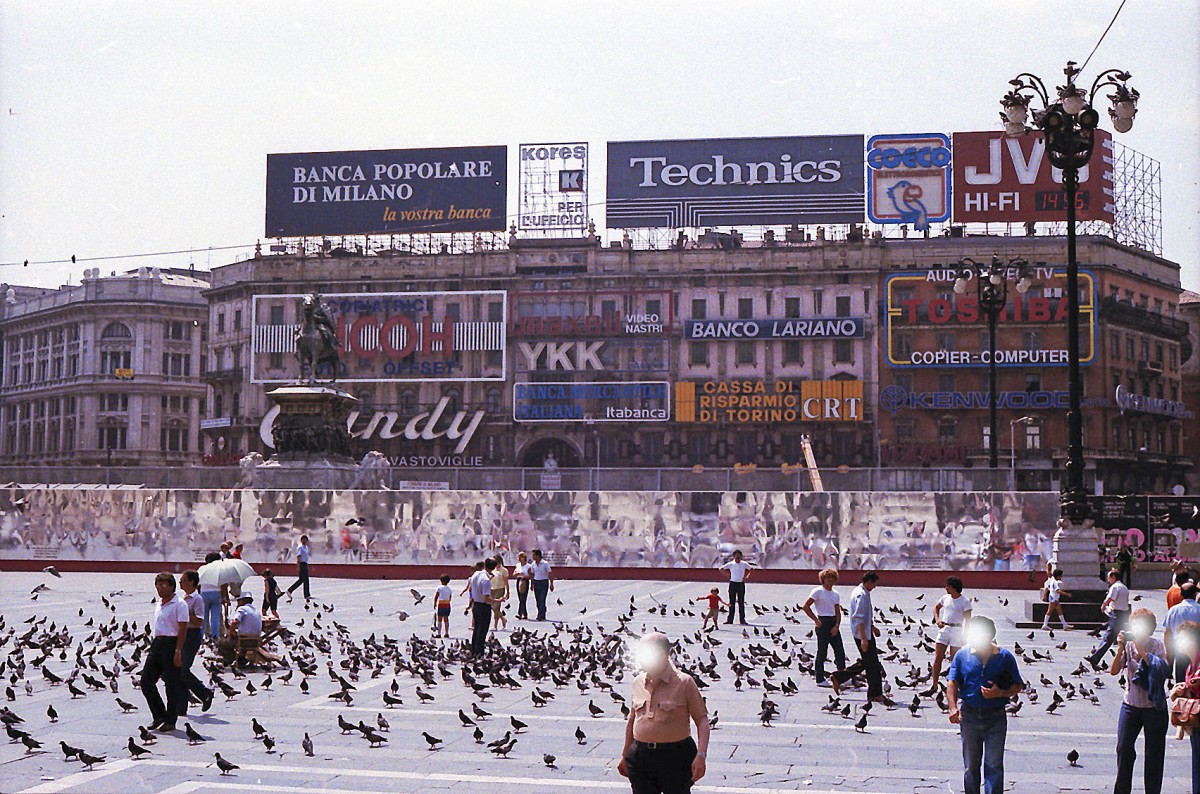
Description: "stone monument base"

(252, 385), (362, 489)
(251, 457), (362, 490)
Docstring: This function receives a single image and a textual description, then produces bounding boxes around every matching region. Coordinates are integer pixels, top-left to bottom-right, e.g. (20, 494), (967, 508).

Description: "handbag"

(1170, 695), (1200, 731)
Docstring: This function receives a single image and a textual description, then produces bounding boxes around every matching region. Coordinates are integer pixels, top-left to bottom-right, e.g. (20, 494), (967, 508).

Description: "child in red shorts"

(693, 587), (728, 631)
(433, 574), (453, 638)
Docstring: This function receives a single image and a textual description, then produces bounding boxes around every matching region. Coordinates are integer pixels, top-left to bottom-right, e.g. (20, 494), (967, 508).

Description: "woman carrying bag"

(1169, 622), (1200, 794)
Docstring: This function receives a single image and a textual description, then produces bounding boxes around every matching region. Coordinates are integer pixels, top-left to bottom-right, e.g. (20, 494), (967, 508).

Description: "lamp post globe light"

(953, 256), (1031, 472)
(1000, 61), (1139, 605)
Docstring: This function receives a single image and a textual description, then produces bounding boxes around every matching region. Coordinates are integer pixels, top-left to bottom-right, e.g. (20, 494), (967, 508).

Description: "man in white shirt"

(468, 559), (496, 656)
(718, 550), (754, 625)
(529, 549), (554, 622)
(286, 534), (311, 602)
(1087, 568), (1131, 670)
(230, 593), (263, 638)
(141, 572), (189, 732)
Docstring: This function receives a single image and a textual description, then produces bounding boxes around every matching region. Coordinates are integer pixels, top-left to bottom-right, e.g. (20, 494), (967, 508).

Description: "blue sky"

(1, 1), (1196, 290)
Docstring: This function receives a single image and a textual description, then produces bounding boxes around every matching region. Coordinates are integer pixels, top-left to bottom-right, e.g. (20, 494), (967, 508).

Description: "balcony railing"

(1101, 297), (1190, 340)
(203, 367), (242, 382)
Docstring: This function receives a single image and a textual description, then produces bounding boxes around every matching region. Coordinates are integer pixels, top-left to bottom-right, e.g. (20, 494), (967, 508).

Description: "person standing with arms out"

(199, 551), (222, 642)
(947, 616), (1025, 794)
(530, 549), (554, 622)
(286, 534), (311, 603)
(802, 567), (845, 687)
(177, 570), (214, 716)
(513, 551), (531, 621)
(831, 572), (893, 706)
(926, 576), (972, 696)
(718, 550), (754, 626)
(692, 588), (727, 632)
(490, 553), (510, 632)
(1040, 568), (1071, 630)
(618, 632), (710, 793)
(142, 572), (189, 732)
(1087, 568), (1132, 671)
(1108, 608), (1169, 794)
(467, 559), (496, 657)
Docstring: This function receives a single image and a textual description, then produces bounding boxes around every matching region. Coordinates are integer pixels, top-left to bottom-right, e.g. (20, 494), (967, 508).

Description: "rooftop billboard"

(265, 146), (507, 237)
(606, 135), (865, 228)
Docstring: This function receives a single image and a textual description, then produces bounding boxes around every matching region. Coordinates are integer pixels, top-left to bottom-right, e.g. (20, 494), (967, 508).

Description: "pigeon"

(185, 723), (205, 745)
(544, 753), (557, 768)
(588, 700), (604, 717)
(60, 740), (83, 760)
(46, 705), (58, 723)
(338, 714), (356, 734)
(22, 734), (43, 753)
(43, 566), (62, 578)
(302, 732), (314, 756)
(364, 729), (387, 747)
(262, 734), (276, 753)
(376, 713), (389, 732)
(67, 682), (86, 699)
(252, 718), (266, 739)
(472, 703), (491, 720)
(473, 725), (485, 743)
(382, 692), (403, 707)
(411, 589), (426, 604)
(491, 737), (517, 757)
(575, 726), (587, 745)
(78, 751), (106, 769)
(422, 731), (443, 750)
(459, 709), (476, 727)
(1067, 749), (1080, 767)
(127, 737), (151, 759)
(510, 715), (528, 732)
(214, 752), (239, 775)
(116, 698), (137, 713)
(854, 713), (868, 733)
(137, 725), (157, 745)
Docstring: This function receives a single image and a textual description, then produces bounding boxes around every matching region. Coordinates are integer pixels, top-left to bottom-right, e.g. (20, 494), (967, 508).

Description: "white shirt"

(530, 560), (552, 581)
(296, 544), (310, 564)
(1047, 579), (1063, 603)
(468, 570), (493, 602)
(939, 594), (970, 625)
(153, 593), (189, 637)
(807, 586), (840, 617)
(435, 585), (452, 604)
(513, 563), (531, 580)
(848, 584), (873, 639)
(232, 603), (262, 635)
(721, 560), (752, 583)
(183, 590), (205, 623)
(1106, 581), (1130, 613)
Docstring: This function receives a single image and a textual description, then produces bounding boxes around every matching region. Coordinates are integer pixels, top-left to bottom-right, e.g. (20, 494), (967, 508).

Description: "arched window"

(100, 322), (132, 339)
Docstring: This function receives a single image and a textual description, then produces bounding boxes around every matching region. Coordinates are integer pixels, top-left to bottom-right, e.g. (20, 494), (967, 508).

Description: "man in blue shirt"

(830, 571), (892, 706)
(947, 615), (1025, 794)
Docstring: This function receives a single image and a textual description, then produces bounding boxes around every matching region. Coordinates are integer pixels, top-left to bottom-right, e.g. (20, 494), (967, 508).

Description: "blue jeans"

(814, 616), (846, 682)
(532, 579), (549, 621)
(1088, 609), (1130, 666)
(960, 706), (1007, 794)
(201, 590), (222, 639)
(1115, 702), (1167, 794)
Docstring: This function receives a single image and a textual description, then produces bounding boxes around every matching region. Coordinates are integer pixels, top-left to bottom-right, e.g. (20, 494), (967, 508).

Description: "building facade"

(0, 267), (210, 467)
(196, 232), (1191, 493)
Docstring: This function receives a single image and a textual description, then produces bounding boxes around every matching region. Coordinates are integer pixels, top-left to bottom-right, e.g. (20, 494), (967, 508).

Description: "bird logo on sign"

(887, 180), (930, 231)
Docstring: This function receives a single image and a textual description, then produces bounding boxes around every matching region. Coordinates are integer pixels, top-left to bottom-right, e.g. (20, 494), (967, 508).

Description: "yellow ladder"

(800, 434), (824, 492)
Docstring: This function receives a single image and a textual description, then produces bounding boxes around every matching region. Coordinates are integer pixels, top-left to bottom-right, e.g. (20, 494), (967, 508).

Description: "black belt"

(635, 737), (692, 750)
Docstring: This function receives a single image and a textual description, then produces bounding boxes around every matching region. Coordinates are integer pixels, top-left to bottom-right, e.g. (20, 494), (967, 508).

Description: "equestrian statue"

(295, 293), (340, 384)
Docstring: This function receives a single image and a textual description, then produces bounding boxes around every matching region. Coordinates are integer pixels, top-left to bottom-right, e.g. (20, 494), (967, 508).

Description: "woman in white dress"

(926, 576), (972, 695)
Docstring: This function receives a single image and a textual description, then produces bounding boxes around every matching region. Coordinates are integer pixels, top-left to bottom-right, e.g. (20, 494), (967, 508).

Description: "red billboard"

(952, 130), (1113, 224)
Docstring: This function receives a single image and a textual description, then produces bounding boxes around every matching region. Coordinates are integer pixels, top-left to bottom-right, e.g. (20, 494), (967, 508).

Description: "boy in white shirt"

(433, 574), (453, 638)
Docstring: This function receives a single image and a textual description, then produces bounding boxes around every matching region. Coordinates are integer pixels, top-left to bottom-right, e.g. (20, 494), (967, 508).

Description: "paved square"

(1, 571), (1190, 793)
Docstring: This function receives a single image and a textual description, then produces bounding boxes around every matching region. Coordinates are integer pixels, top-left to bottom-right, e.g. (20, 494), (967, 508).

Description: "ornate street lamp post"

(1000, 61), (1139, 602)
(954, 257), (1031, 471)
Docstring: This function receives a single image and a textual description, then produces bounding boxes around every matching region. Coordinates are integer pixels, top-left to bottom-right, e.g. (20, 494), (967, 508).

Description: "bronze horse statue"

(295, 293), (340, 384)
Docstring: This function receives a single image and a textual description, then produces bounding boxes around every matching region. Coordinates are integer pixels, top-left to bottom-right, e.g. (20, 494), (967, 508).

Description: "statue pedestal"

(254, 386), (361, 490)
(1018, 518), (1108, 629)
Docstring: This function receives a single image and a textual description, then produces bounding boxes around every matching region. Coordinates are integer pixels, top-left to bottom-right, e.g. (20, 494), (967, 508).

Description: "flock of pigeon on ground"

(4, 568), (1120, 783)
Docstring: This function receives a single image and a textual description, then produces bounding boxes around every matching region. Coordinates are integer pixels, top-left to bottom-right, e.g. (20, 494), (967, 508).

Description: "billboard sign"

(866, 133), (951, 230)
(514, 338), (670, 374)
(509, 289), (673, 337)
(883, 268), (1096, 368)
(512, 381), (670, 423)
(265, 146), (507, 237)
(952, 130), (1114, 224)
(684, 317), (864, 340)
(250, 291), (507, 383)
(606, 135), (865, 228)
(518, 143), (588, 231)
(675, 380), (864, 423)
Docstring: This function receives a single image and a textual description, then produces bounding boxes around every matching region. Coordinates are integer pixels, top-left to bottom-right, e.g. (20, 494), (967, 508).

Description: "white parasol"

(197, 558), (255, 587)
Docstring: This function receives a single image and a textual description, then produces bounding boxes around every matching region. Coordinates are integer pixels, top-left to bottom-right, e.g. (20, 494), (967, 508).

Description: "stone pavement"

(0, 571), (1191, 793)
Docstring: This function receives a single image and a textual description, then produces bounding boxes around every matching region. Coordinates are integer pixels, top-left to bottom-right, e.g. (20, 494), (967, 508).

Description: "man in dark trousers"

(718, 549), (754, 625)
(619, 632), (710, 793)
(947, 616), (1025, 794)
(142, 572), (189, 732)
(830, 571), (894, 706)
(467, 558), (496, 657)
(286, 534), (311, 602)
(529, 549), (554, 622)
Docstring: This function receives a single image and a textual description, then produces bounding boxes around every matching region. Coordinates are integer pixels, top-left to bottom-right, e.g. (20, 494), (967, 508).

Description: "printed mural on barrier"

(0, 488), (1065, 572)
